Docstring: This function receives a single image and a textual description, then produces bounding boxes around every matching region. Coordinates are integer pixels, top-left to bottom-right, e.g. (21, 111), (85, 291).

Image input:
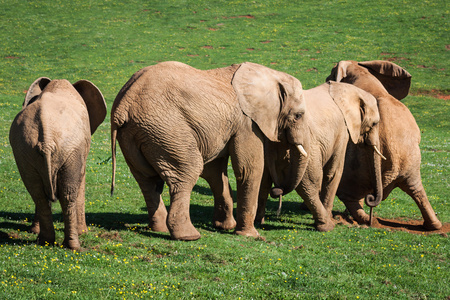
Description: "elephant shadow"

(192, 183), (238, 199)
(0, 211), (45, 246)
(256, 198), (317, 231)
(192, 184), (214, 196)
(0, 190), (327, 244)
(0, 200), (229, 245)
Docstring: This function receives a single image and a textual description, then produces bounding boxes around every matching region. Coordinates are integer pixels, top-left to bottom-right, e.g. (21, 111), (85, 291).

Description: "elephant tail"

(41, 146), (57, 202)
(111, 123), (118, 196)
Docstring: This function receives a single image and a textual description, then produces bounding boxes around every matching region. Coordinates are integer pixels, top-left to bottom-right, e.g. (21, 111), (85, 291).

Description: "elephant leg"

(320, 154), (345, 215)
(399, 176), (442, 230)
(298, 171), (334, 232)
(59, 191), (80, 250)
(230, 122), (263, 238)
(32, 191), (55, 246)
(162, 148), (203, 240)
(202, 158), (236, 231)
(17, 164), (54, 244)
(30, 206), (40, 234)
(130, 170), (169, 233)
(255, 167), (272, 225)
(58, 167), (84, 250)
(76, 174), (88, 235)
(119, 132), (169, 232)
(166, 186), (201, 241)
(341, 182), (396, 225)
(342, 197), (370, 224)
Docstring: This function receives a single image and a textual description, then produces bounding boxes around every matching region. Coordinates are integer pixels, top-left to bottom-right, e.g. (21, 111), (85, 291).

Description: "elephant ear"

(326, 61), (354, 83)
(329, 82), (374, 144)
(358, 60), (411, 100)
(23, 77), (51, 108)
(232, 62), (303, 142)
(73, 80), (107, 135)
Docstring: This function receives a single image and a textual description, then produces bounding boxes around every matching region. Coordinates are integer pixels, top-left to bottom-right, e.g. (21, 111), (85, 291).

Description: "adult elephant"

(326, 60), (442, 230)
(256, 81), (382, 231)
(111, 61), (307, 241)
(9, 77), (107, 250)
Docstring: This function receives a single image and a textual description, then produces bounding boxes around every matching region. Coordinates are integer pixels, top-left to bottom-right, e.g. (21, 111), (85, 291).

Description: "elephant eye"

(294, 113), (303, 121)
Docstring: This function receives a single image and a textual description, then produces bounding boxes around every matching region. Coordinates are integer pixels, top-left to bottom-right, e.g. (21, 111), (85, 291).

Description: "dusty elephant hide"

(110, 61), (308, 241)
(9, 77), (106, 250)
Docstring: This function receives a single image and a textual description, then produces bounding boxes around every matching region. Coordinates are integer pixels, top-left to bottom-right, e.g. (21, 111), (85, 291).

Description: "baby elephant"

(9, 77), (106, 250)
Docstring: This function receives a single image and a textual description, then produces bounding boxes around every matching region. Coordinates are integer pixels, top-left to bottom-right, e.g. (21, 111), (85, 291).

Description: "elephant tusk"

(296, 144), (308, 157)
(373, 145), (387, 160)
(276, 195), (282, 217)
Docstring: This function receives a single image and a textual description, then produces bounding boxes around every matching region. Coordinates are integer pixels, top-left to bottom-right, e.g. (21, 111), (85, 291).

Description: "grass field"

(1, 0), (449, 298)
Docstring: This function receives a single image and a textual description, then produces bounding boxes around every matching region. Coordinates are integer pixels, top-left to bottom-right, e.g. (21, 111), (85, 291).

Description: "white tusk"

(296, 144), (308, 157)
(373, 145), (387, 160)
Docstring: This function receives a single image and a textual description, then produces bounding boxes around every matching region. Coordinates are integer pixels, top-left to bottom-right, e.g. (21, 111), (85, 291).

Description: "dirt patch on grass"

(98, 231), (123, 242)
(371, 218), (449, 236)
(222, 15), (255, 19)
(379, 53), (410, 63)
(334, 213), (449, 237)
(411, 89), (450, 100)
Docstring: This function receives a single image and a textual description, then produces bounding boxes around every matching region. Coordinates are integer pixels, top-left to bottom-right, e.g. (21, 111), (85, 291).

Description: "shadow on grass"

(192, 184), (213, 196)
(264, 198), (309, 216)
(376, 218), (426, 232)
(0, 197), (319, 245)
(0, 232), (35, 246)
(192, 184), (238, 199)
(0, 211), (40, 245)
(0, 202), (226, 245)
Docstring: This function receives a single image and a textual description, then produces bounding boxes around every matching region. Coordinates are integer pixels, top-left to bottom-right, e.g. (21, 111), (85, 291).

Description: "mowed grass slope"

(0, 0), (448, 299)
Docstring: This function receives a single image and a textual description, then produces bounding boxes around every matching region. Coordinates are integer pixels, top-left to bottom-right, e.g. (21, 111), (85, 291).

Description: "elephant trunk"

(267, 140), (309, 199)
(365, 147), (383, 207)
(362, 124), (384, 225)
(364, 144), (384, 226)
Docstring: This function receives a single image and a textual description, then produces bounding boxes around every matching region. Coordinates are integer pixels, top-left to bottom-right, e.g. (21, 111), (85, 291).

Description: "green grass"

(1, 0), (449, 298)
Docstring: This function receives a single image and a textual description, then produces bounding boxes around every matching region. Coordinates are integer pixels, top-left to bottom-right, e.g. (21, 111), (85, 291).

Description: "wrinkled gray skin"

(111, 61), (307, 241)
(327, 60), (442, 230)
(256, 81), (382, 231)
(9, 78), (106, 250)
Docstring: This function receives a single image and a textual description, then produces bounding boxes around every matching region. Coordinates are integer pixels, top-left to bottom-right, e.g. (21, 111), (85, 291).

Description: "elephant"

(256, 81), (383, 231)
(110, 61), (308, 241)
(326, 60), (442, 230)
(9, 77), (107, 250)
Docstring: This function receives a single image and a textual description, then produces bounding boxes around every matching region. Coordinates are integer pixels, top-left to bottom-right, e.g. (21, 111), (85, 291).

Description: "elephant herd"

(9, 60), (442, 250)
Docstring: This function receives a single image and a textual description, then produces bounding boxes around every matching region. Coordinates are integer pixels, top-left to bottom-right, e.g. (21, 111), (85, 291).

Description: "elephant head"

(326, 60), (412, 100)
(24, 77), (106, 135)
(266, 81), (382, 206)
(232, 62), (309, 196)
(326, 60), (411, 208)
(329, 81), (384, 207)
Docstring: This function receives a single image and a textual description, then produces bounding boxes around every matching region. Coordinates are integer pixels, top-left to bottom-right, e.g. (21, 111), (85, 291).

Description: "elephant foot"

(235, 226), (260, 238)
(423, 219), (442, 231)
(148, 208), (169, 232)
(149, 221), (169, 233)
(170, 223), (201, 241)
(316, 221), (335, 232)
(352, 212), (370, 225)
(63, 238), (81, 251)
(213, 217), (237, 231)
